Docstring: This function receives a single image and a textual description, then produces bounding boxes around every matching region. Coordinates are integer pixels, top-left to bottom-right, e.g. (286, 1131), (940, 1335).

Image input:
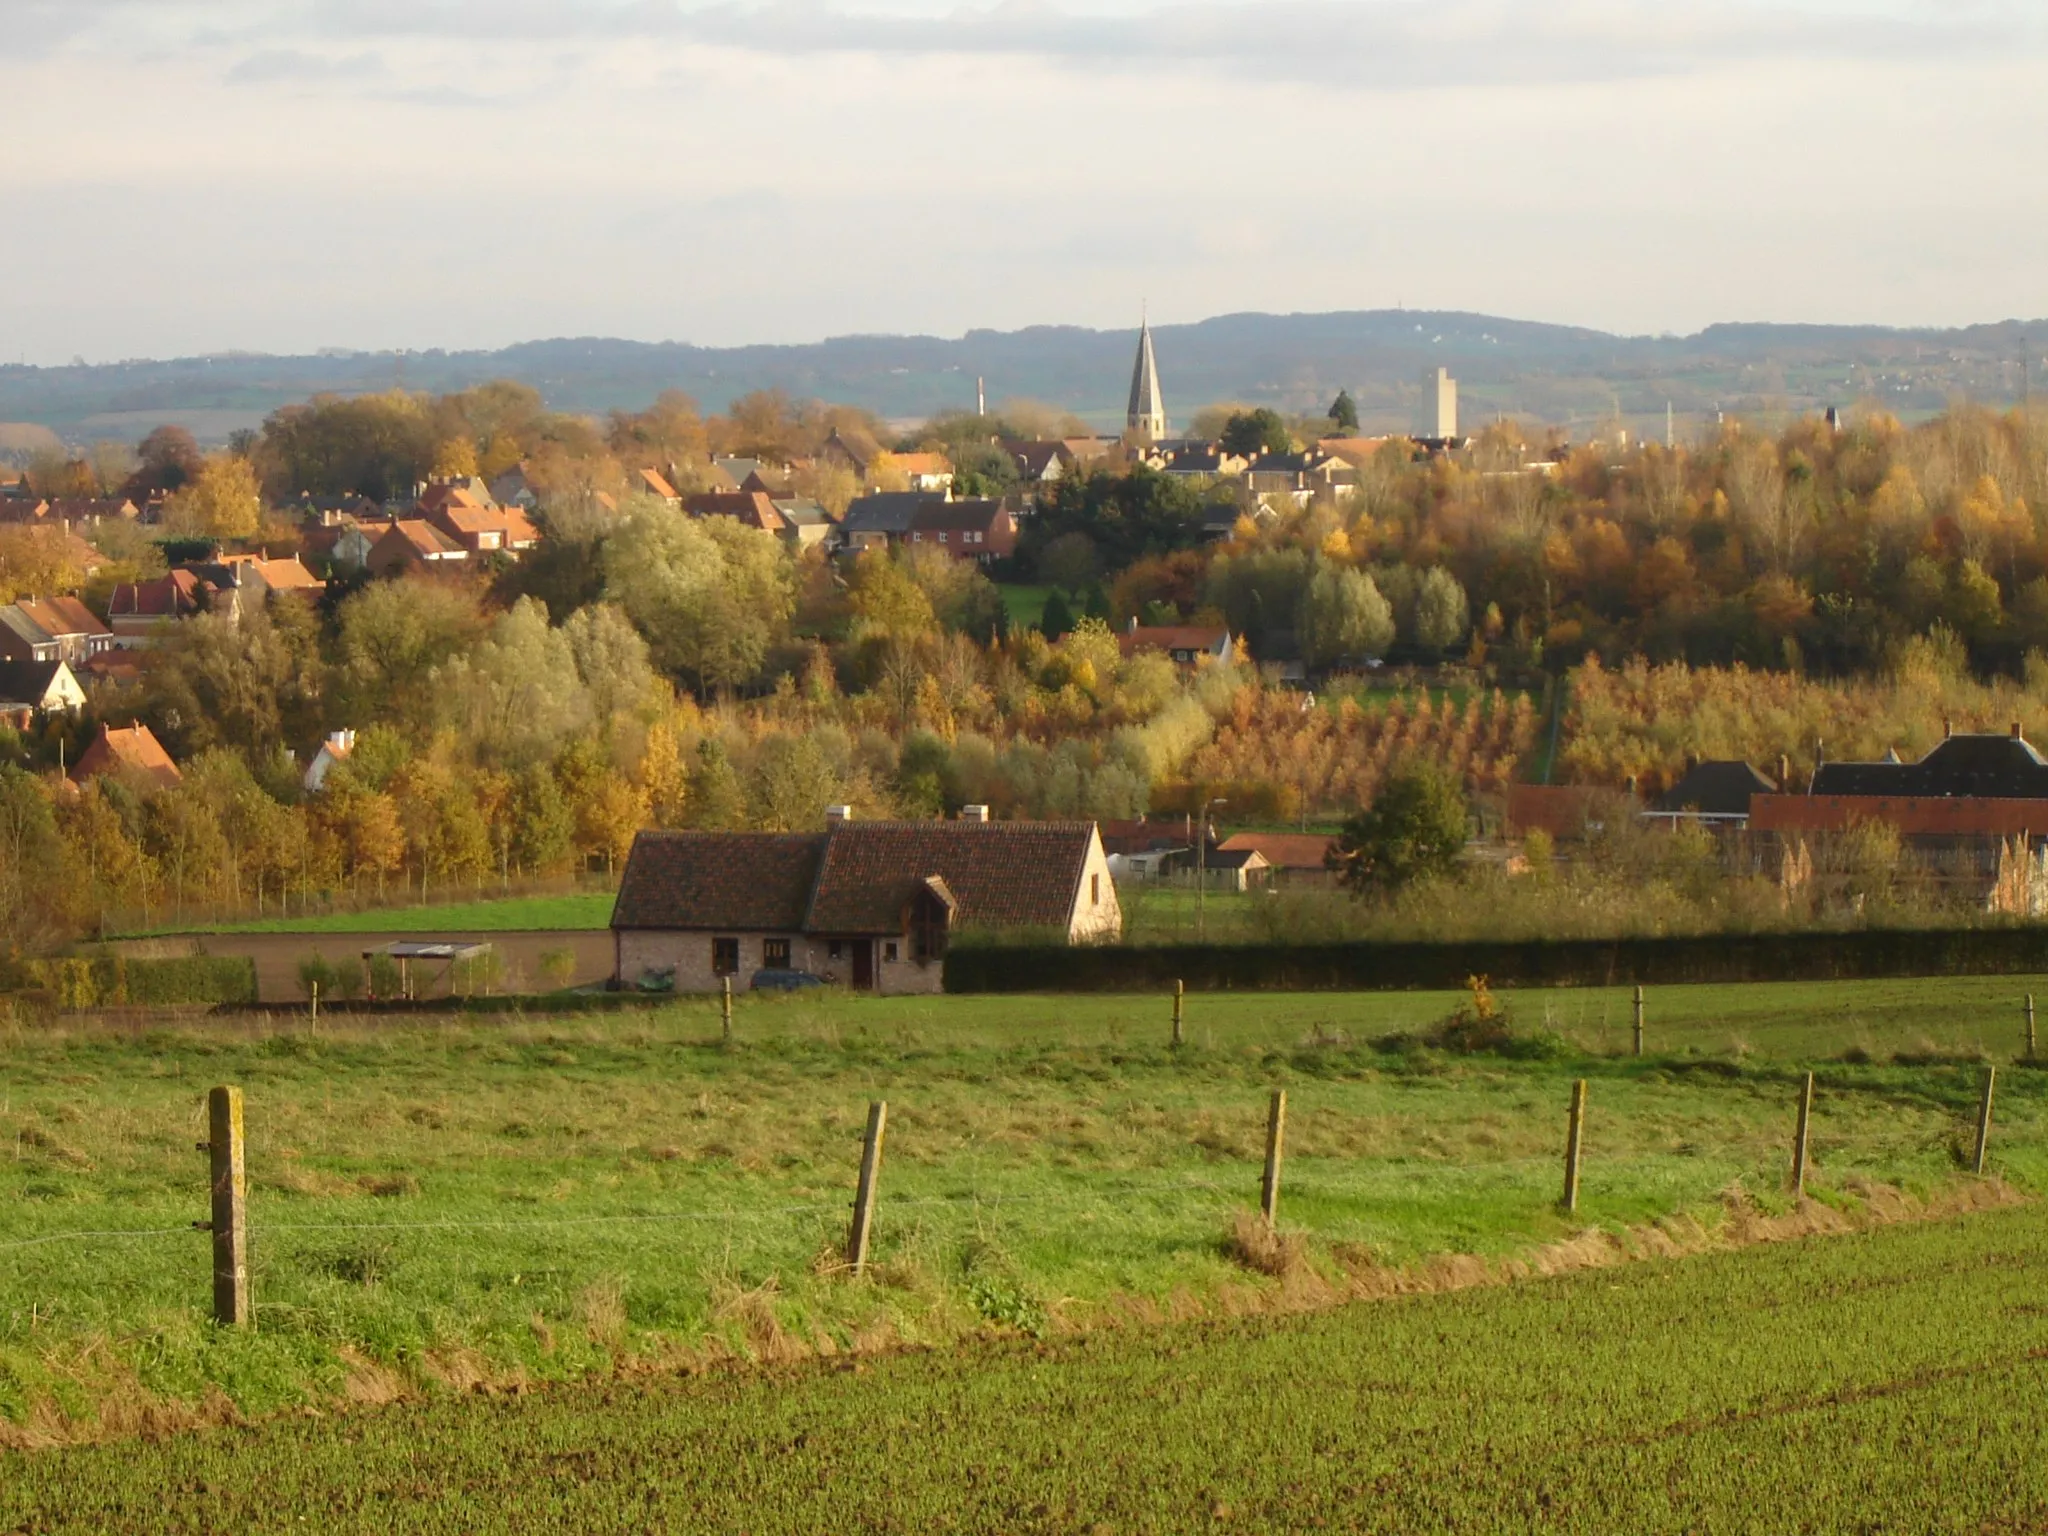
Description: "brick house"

(1116, 620), (1232, 664)
(683, 491), (788, 535)
(907, 498), (1016, 562)
(610, 816), (1120, 995)
(365, 519), (469, 576)
(0, 596), (116, 666)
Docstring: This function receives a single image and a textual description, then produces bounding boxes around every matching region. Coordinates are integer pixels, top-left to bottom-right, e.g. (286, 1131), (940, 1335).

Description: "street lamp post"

(1196, 795), (1227, 943)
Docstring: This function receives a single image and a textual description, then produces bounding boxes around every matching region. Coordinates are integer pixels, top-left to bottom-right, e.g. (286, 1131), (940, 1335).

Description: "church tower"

(1126, 315), (1166, 443)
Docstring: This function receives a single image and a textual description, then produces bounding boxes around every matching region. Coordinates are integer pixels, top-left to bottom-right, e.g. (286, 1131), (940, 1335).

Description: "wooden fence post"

(1260, 1089), (1287, 1226)
(1172, 979), (1184, 1049)
(846, 1100), (888, 1275)
(203, 1086), (250, 1327)
(1791, 1071), (1814, 1196)
(1561, 1079), (1586, 1214)
(2027, 994), (2037, 1062)
(721, 976), (733, 1048)
(310, 980), (319, 1025)
(1973, 1068), (1997, 1176)
(1631, 985), (1644, 1057)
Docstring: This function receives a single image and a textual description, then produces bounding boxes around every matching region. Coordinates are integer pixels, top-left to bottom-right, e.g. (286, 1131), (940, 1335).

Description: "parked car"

(750, 968), (828, 992)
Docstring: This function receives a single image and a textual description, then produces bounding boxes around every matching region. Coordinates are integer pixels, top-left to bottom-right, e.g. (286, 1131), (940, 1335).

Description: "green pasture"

(120, 891), (617, 938)
(1, 976), (2042, 1439)
(6, 1202), (2045, 1530)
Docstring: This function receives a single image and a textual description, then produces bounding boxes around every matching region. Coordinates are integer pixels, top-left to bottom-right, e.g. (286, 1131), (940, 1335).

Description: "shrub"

(329, 956), (367, 1001)
(538, 948), (578, 990)
(297, 955), (338, 1001)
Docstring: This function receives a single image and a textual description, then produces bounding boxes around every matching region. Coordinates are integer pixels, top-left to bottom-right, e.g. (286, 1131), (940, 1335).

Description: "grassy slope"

(123, 891), (617, 937)
(6, 1203), (2046, 1532)
(1, 978), (2042, 1437)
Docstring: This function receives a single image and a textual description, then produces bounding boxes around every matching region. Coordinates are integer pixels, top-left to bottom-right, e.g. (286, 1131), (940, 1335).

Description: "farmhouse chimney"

(825, 805), (853, 826)
(2013, 722), (2024, 739)
(1944, 719), (1953, 739)
(959, 804), (990, 823)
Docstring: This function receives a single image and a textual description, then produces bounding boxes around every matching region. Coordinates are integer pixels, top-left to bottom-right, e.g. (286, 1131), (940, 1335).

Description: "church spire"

(1126, 312), (1166, 443)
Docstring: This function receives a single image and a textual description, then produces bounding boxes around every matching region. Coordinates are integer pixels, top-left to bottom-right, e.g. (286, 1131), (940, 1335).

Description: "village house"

(365, 518), (470, 577)
(891, 452), (955, 494)
(0, 596), (116, 667)
(907, 498), (1017, 562)
(819, 427), (885, 481)
(70, 721), (181, 790)
(303, 729), (357, 792)
(841, 492), (939, 554)
(1117, 618), (1232, 665)
(0, 658), (86, 727)
(769, 497), (840, 553)
(610, 812), (1120, 996)
(634, 467), (682, 506)
(712, 458), (789, 496)
(107, 569), (206, 646)
(683, 490), (788, 535)
(1645, 760), (1779, 830)
(1215, 830), (1339, 887)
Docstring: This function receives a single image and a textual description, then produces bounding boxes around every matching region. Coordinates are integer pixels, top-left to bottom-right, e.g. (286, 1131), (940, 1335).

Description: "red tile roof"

(71, 722), (180, 789)
(1215, 831), (1336, 871)
(683, 492), (787, 533)
(10, 595), (110, 640)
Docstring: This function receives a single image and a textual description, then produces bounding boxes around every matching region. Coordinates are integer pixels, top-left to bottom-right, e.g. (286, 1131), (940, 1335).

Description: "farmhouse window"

(763, 937), (791, 968)
(828, 940), (843, 959)
(1091, 873), (1100, 905)
(712, 937), (740, 976)
(883, 941), (899, 963)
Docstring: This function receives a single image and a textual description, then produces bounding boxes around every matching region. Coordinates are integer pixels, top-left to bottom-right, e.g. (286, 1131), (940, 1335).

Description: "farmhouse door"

(851, 941), (874, 991)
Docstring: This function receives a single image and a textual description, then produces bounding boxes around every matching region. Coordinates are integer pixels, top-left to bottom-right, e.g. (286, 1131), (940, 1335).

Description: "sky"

(3, 0), (2045, 365)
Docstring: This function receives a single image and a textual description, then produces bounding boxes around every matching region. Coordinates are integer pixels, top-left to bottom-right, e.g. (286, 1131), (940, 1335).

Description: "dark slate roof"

(0, 659), (66, 708)
(614, 821), (1097, 935)
(1654, 760), (1777, 816)
(842, 492), (941, 535)
(909, 499), (1006, 534)
(1810, 733), (2048, 799)
(611, 831), (827, 931)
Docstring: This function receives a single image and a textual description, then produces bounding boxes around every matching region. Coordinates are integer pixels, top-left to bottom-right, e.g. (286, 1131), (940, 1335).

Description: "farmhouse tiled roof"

(1117, 624), (1228, 659)
(683, 491), (786, 533)
(909, 499), (1005, 535)
(70, 722), (181, 789)
(803, 821), (1095, 934)
(612, 821), (1098, 936)
(1216, 831), (1336, 871)
(611, 831), (827, 932)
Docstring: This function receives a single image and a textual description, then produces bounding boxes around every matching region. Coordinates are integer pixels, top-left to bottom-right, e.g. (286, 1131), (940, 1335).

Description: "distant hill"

(2, 309), (2042, 448)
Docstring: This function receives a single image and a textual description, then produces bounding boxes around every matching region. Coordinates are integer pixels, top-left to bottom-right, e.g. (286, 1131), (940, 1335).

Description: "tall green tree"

(1330, 764), (1469, 896)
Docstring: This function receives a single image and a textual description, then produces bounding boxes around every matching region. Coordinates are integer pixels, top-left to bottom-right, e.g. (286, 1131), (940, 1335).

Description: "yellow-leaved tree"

(163, 455), (261, 540)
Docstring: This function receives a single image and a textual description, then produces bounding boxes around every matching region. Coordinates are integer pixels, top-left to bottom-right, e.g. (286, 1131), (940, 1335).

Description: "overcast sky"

(3, 0), (2045, 364)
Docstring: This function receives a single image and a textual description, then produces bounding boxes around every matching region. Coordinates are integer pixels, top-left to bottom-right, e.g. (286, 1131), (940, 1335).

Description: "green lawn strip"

(995, 583), (1051, 631)
(2, 988), (2040, 1434)
(115, 892), (617, 937)
(5, 1203), (2045, 1532)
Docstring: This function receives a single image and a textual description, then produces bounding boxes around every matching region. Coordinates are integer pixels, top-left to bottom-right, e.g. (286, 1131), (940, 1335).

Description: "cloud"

(225, 47), (384, 84)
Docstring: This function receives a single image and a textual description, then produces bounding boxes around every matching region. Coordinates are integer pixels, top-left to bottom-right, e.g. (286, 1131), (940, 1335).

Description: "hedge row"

(943, 927), (2048, 993)
(3, 955), (258, 1009)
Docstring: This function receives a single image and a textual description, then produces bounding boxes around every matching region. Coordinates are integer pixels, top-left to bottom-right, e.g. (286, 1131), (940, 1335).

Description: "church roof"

(1127, 320), (1165, 434)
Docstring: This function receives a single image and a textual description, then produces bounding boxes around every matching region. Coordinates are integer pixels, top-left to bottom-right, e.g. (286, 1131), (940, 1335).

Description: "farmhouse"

(611, 815), (1119, 995)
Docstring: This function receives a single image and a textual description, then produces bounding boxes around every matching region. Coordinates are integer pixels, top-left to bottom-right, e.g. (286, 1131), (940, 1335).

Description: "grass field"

(995, 582), (1053, 631)
(2, 977), (2042, 1448)
(122, 891), (617, 937)
(5, 1202), (2045, 1531)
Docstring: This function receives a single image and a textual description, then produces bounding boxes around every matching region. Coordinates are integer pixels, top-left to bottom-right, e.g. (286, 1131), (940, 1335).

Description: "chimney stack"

(1944, 719), (1954, 739)
(825, 805), (853, 826)
(959, 804), (990, 823)
(2013, 722), (2024, 739)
